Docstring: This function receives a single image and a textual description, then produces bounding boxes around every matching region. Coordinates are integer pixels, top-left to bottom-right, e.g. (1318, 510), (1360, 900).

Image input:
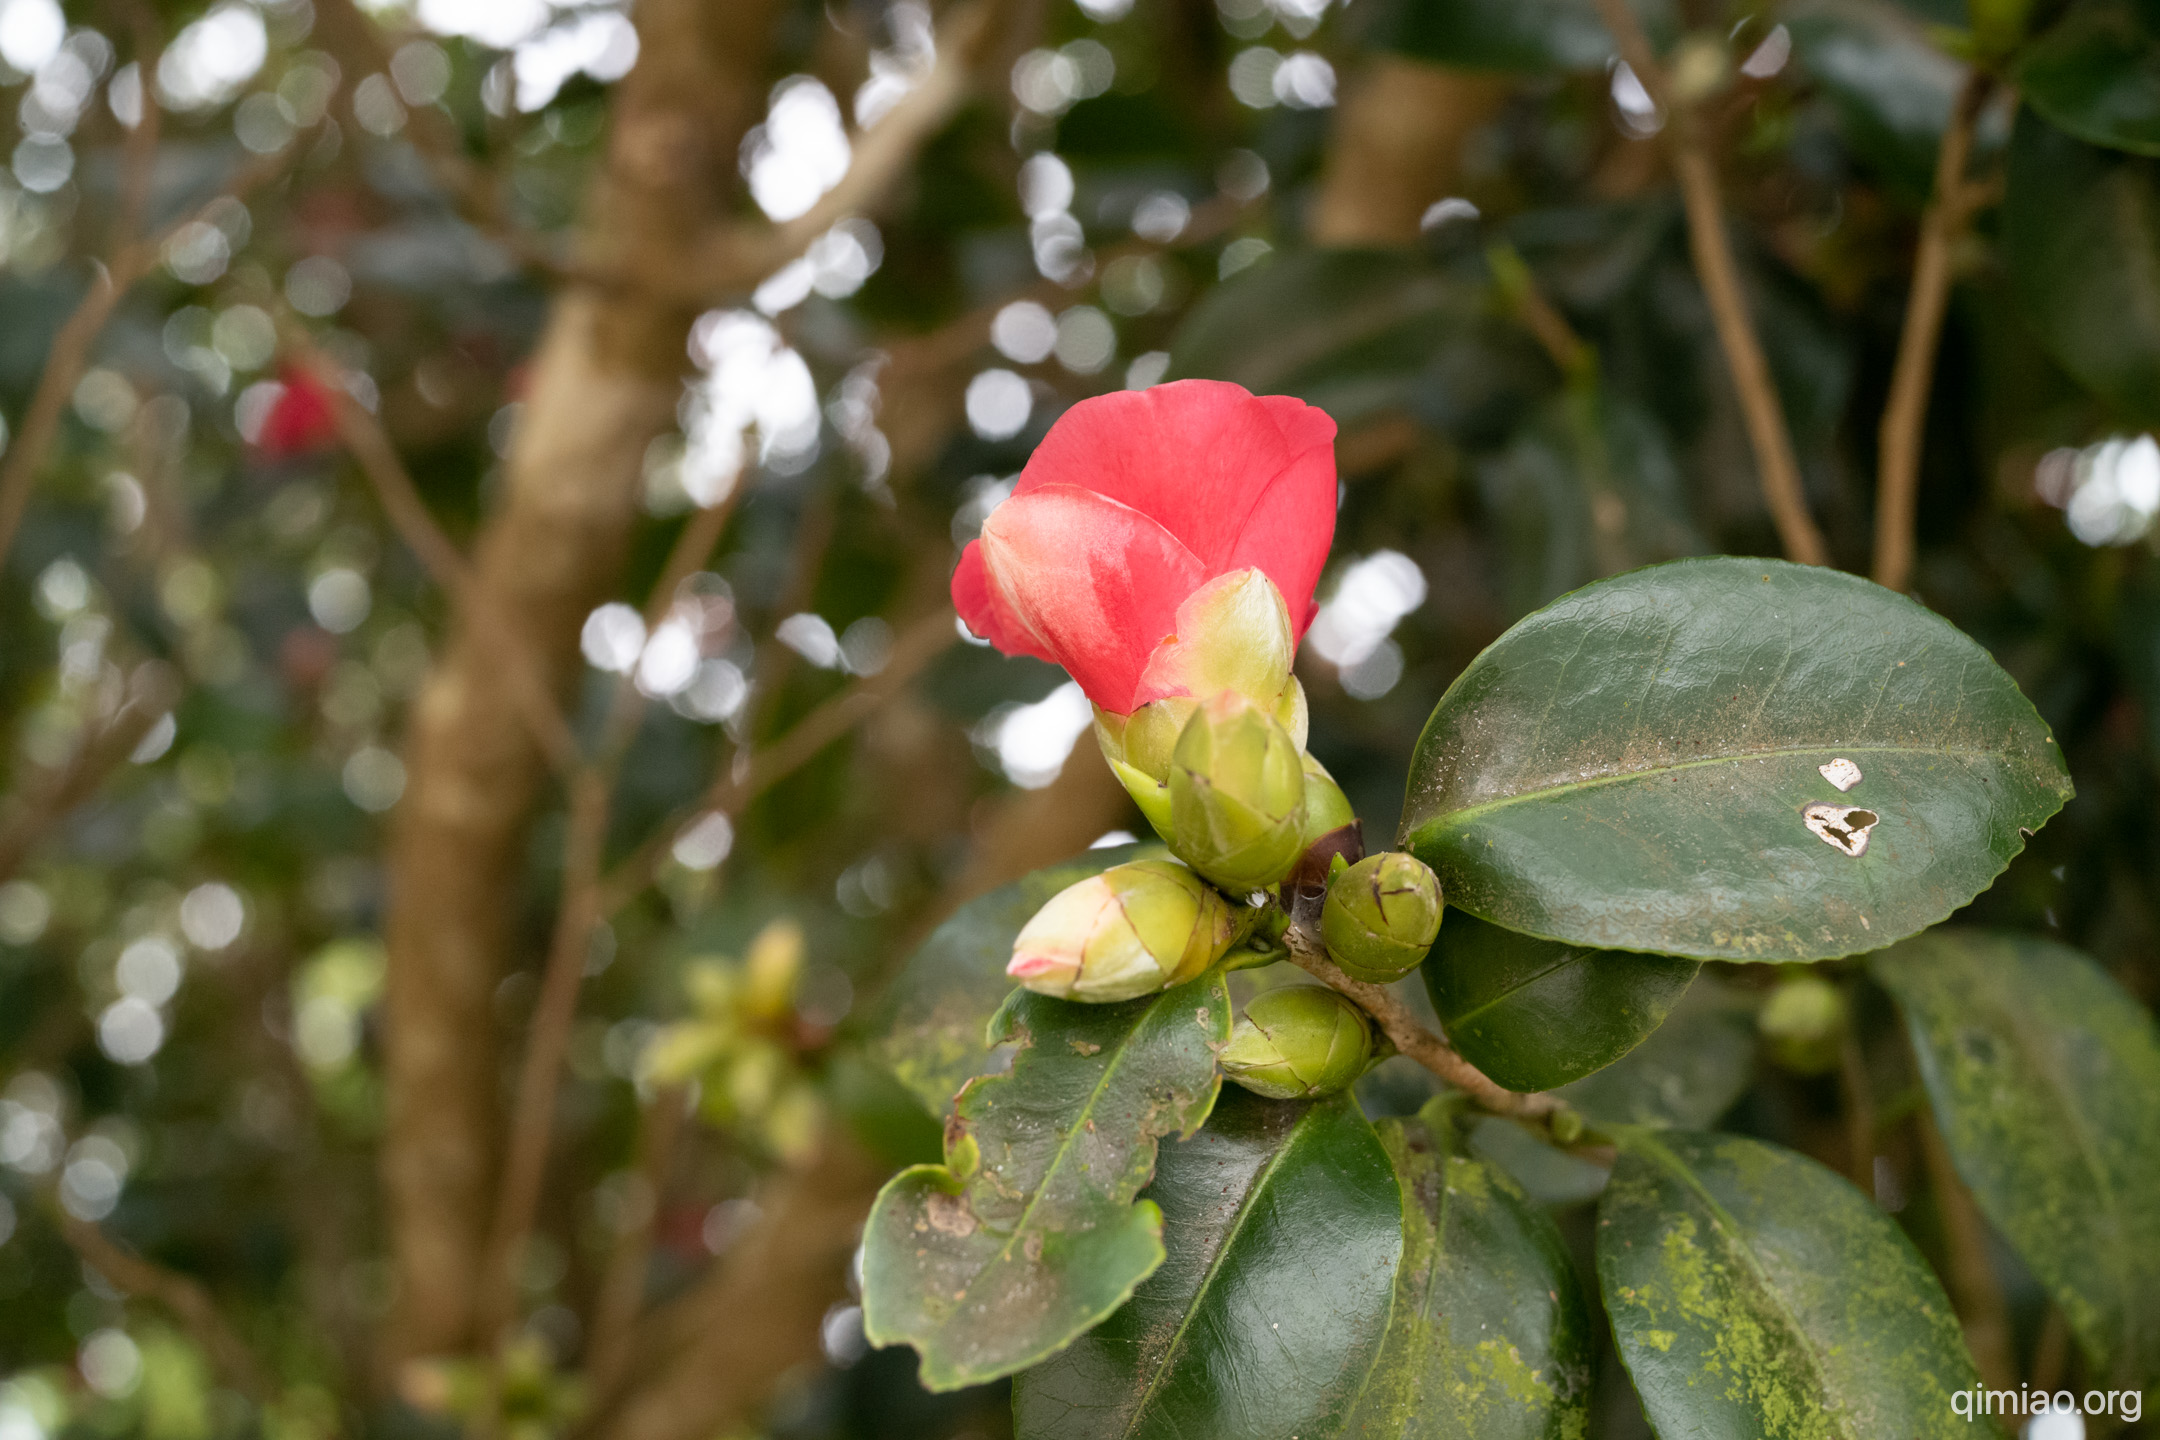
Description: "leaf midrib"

(1419, 742), (2055, 836)
(961, 983), (1218, 1310)
(1118, 1110), (1312, 1439)
(1443, 950), (1585, 1030)
(1624, 1132), (1862, 1440)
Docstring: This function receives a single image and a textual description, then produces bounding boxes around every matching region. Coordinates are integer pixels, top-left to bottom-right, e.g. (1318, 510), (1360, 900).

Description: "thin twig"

(1915, 1108), (2017, 1389)
(1283, 924), (1561, 1121)
(60, 1213), (272, 1402)
(1872, 72), (1995, 594)
(111, 14), (163, 251)
(281, 330), (580, 773)
(470, 497), (743, 1354)
(594, 609), (960, 916)
(0, 661), (179, 883)
(665, 0), (999, 303)
(1587, 0), (1830, 567)
(1836, 1018), (1878, 1195)
(584, 1086), (688, 1393)
(472, 770), (609, 1349)
(0, 135), (312, 566)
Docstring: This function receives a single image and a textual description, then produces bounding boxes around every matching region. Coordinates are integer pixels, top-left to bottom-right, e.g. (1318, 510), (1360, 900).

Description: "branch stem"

(1872, 73), (1994, 593)
(0, 135), (310, 566)
(1283, 923), (1560, 1121)
(1587, 0), (1829, 566)
(1915, 1107), (2017, 1389)
(283, 332), (580, 773)
(61, 1214), (272, 1402)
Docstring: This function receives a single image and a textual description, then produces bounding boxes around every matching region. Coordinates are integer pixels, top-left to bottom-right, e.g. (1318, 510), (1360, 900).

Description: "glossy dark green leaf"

(1373, 0), (1670, 74)
(1872, 929), (2160, 1390)
(1597, 1129), (1983, 1438)
(1338, 1102), (1593, 1438)
(1012, 1089), (1401, 1440)
(871, 843), (1162, 1115)
(860, 974), (1230, 1391)
(1558, 974), (1758, 1129)
(1424, 909), (1700, 1092)
(2021, 0), (2160, 156)
(1168, 250), (1544, 432)
(1400, 557), (2073, 961)
(1785, 0), (1968, 197)
(2003, 107), (2160, 421)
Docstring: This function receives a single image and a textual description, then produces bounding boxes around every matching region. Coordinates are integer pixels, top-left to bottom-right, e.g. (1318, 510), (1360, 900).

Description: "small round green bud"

(1759, 973), (1846, 1075)
(1007, 859), (1241, 1003)
(1220, 986), (1373, 1099)
(1321, 852), (1444, 982)
(1167, 692), (1307, 892)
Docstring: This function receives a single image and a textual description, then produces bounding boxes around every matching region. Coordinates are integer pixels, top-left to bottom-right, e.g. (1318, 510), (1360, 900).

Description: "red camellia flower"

(952, 379), (1337, 715)
(257, 367), (341, 458)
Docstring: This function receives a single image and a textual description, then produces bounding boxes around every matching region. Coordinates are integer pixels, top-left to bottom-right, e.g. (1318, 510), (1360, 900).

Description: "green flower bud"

(1007, 859), (1242, 1002)
(1321, 852), (1444, 982)
(1167, 692), (1307, 892)
(1109, 698), (1199, 783)
(1298, 752), (1355, 845)
(1220, 986), (1373, 1099)
(1759, 973), (1846, 1075)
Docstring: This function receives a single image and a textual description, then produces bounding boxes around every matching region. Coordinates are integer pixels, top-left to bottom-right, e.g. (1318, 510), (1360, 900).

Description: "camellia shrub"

(856, 379), (2156, 1438)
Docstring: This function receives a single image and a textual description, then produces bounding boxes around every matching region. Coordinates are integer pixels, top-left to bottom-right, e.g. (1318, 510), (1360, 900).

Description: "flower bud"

(1167, 692), (1307, 892)
(1006, 859), (1241, 1003)
(1280, 753), (1364, 922)
(1759, 973), (1846, 1075)
(1321, 852), (1444, 982)
(1220, 986), (1373, 1100)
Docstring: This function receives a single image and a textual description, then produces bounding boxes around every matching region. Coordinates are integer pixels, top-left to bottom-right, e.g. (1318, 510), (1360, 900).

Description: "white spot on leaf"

(1803, 802), (1878, 857)
(1819, 757), (1862, 792)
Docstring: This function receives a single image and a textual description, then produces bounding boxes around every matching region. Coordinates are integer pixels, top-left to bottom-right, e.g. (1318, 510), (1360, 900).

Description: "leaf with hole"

(859, 973), (1229, 1391)
(1872, 929), (2160, 1391)
(1337, 1102), (1593, 1438)
(1597, 1129), (1983, 1438)
(871, 843), (1163, 1116)
(1399, 557), (2072, 960)
(1423, 909), (1700, 1092)
(1011, 1089), (1401, 1440)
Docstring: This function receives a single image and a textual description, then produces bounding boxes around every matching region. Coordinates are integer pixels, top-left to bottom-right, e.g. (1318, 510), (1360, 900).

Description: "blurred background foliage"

(0, 0), (2153, 1434)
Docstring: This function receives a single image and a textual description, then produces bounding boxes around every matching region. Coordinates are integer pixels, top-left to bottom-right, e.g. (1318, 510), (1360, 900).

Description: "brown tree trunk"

(379, 0), (788, 1363)
(1308, 57), (1511, 247)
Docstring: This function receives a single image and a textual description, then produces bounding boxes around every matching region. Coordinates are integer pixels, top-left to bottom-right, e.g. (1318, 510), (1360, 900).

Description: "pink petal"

(1012, 380), (1338, 634)
(951, 541), (1056, 662)
(978, 485), (1209, 714)
(1007, 952), (1076, 980)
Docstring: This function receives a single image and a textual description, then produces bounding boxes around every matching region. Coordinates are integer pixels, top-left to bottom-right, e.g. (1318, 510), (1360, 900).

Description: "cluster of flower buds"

(641, 919), (823, 1164)
(951, 381), (1453, 1111)
(1003, 564), (1448, 1024)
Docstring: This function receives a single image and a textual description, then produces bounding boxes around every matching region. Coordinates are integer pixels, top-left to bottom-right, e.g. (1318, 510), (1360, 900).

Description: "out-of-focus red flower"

(258, 368), (341, 457)
(952, 379), (1337, 715)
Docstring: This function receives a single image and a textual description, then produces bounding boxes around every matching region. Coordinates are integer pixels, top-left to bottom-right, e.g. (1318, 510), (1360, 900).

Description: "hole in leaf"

(1802, 802), (1879, 857)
